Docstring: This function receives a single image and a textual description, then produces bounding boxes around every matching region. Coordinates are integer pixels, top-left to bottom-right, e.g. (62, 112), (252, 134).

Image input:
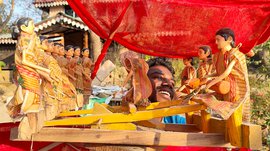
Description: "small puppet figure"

(56, 44), (67, 70)
(51, 43), (61, 60)
(81, 48), (93, 103)
(46, 41), (54, 56)
(65, 45), (76, 87)
(197, 45), (213, 82)
(179, 57), (197, 94)
(71, 46), (84, 93)
(120, 48), (152, 113)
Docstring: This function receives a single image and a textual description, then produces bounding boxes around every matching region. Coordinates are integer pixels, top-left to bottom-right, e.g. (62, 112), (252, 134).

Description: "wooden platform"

(10, 127), (230, 147)
(9, 101), (262, 150)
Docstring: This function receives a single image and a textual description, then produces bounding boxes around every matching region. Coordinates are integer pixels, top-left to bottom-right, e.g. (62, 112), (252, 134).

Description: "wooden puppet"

(179, 57), (197, 94)
(51, 43), (60, 60)
(120, 49), (152, 113)
(81, 48), (93, 103)
(195, 28), (251, 146)
(8, 18), (51, 136)
(65, 45), (76, 87)
(71, 46), (84, 92)
(197, 45), (213, 82)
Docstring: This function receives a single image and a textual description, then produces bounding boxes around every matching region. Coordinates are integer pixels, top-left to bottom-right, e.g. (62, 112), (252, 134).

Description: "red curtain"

(67, 0), (270, 58)
(67, 0), (270, 79)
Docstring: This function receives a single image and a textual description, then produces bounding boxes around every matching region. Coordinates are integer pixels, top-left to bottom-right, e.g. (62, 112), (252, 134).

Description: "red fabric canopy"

(67, 0), (270, 57)
(66, 0), (270, 78)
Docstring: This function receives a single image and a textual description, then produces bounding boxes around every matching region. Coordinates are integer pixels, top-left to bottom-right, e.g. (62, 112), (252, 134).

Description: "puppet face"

(59, 46), (65, 56)
(147, 65), (175, 103)
(74, 48), (81, 57)
(41, 39), (49, 51)
(215, 35), (232, 50)
(20, 20), (35, 35)
(198, 49), (210, 60)
(82, 49), (89, 57)
(47, 42), (54, 53)
(183, 58), (192, 66)
(66, 48), (74, 57)
(53, 46), (60, 55)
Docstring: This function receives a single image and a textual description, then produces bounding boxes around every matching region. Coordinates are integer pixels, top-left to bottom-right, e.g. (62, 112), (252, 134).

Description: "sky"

(3, 0), (42, 24)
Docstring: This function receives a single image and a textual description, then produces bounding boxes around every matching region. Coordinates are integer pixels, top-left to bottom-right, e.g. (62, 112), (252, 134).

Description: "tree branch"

(1, 0), (14, 27)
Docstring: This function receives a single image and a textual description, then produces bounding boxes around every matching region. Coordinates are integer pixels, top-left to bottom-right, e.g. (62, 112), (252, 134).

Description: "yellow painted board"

(58, 99), (187, 117)
(45, 104), (206, 126)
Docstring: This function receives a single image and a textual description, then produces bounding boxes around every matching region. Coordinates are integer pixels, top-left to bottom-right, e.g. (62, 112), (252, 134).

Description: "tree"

(248, 40), (270, 80)
(0, 0), (15, 33)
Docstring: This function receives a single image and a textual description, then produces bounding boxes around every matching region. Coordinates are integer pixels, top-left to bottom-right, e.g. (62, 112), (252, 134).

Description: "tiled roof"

(34, 0), (68, 8)
(35, 12), (89, 32)
(0, 34), (16, 44)
(0, 13), (89, 45)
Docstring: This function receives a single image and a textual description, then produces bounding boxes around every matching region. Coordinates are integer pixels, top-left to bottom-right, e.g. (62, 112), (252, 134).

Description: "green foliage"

(248, 40), (270, 80)
(250, 76), (270, 145)
(171, 59), (184, 87)
(0, 61), (6, 67)
(248, 41), (270, 147)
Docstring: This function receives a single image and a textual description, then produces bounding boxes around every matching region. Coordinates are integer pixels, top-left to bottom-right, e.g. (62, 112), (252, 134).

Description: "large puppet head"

(11, 18), (34, 40)
(215, 28), (235, 50)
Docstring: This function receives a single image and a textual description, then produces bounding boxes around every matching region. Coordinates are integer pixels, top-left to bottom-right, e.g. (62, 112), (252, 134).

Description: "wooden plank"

(192, 114), (262, 150)
(58, 109), (94, 117)
(11, 127), (230, 147)
(136, 120), (165, 130)
(84, 144), (164, 151)
(185, 112), (193, 124)
(192, 114), (226, 134)
(201, 110), (211, 133)
(137, 100), (183, 111)
(164, 124), (201, 132)
(58, 100), (184, 117)
(136, 120), (200, 132)
(58, 100), (190, 117)
(91, 123), (137, 131)
(45, 104), (206, 126)
(242, 123), (262, 150)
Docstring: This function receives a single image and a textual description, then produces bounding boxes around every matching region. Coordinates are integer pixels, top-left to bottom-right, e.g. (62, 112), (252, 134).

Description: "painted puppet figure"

(82, 48), (93, 102)
(51, 43), (60, 60)
(197, 45), (213, 82)
(72, 46), (84, 92)
(120, 49), (152, 113)
(180, 57), (197, 94)
(65, 45), (76, 87)
(196, 28), (251, 146)
(8, 18), (51, 135)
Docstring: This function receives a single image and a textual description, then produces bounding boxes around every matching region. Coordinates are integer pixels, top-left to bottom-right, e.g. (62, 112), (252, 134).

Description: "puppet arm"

(22, 50), (50, 73)
(206, 59), (236, 89)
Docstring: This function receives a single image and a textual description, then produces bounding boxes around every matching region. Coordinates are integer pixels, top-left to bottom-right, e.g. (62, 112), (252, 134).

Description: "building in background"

(0, 0), (91, 70)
